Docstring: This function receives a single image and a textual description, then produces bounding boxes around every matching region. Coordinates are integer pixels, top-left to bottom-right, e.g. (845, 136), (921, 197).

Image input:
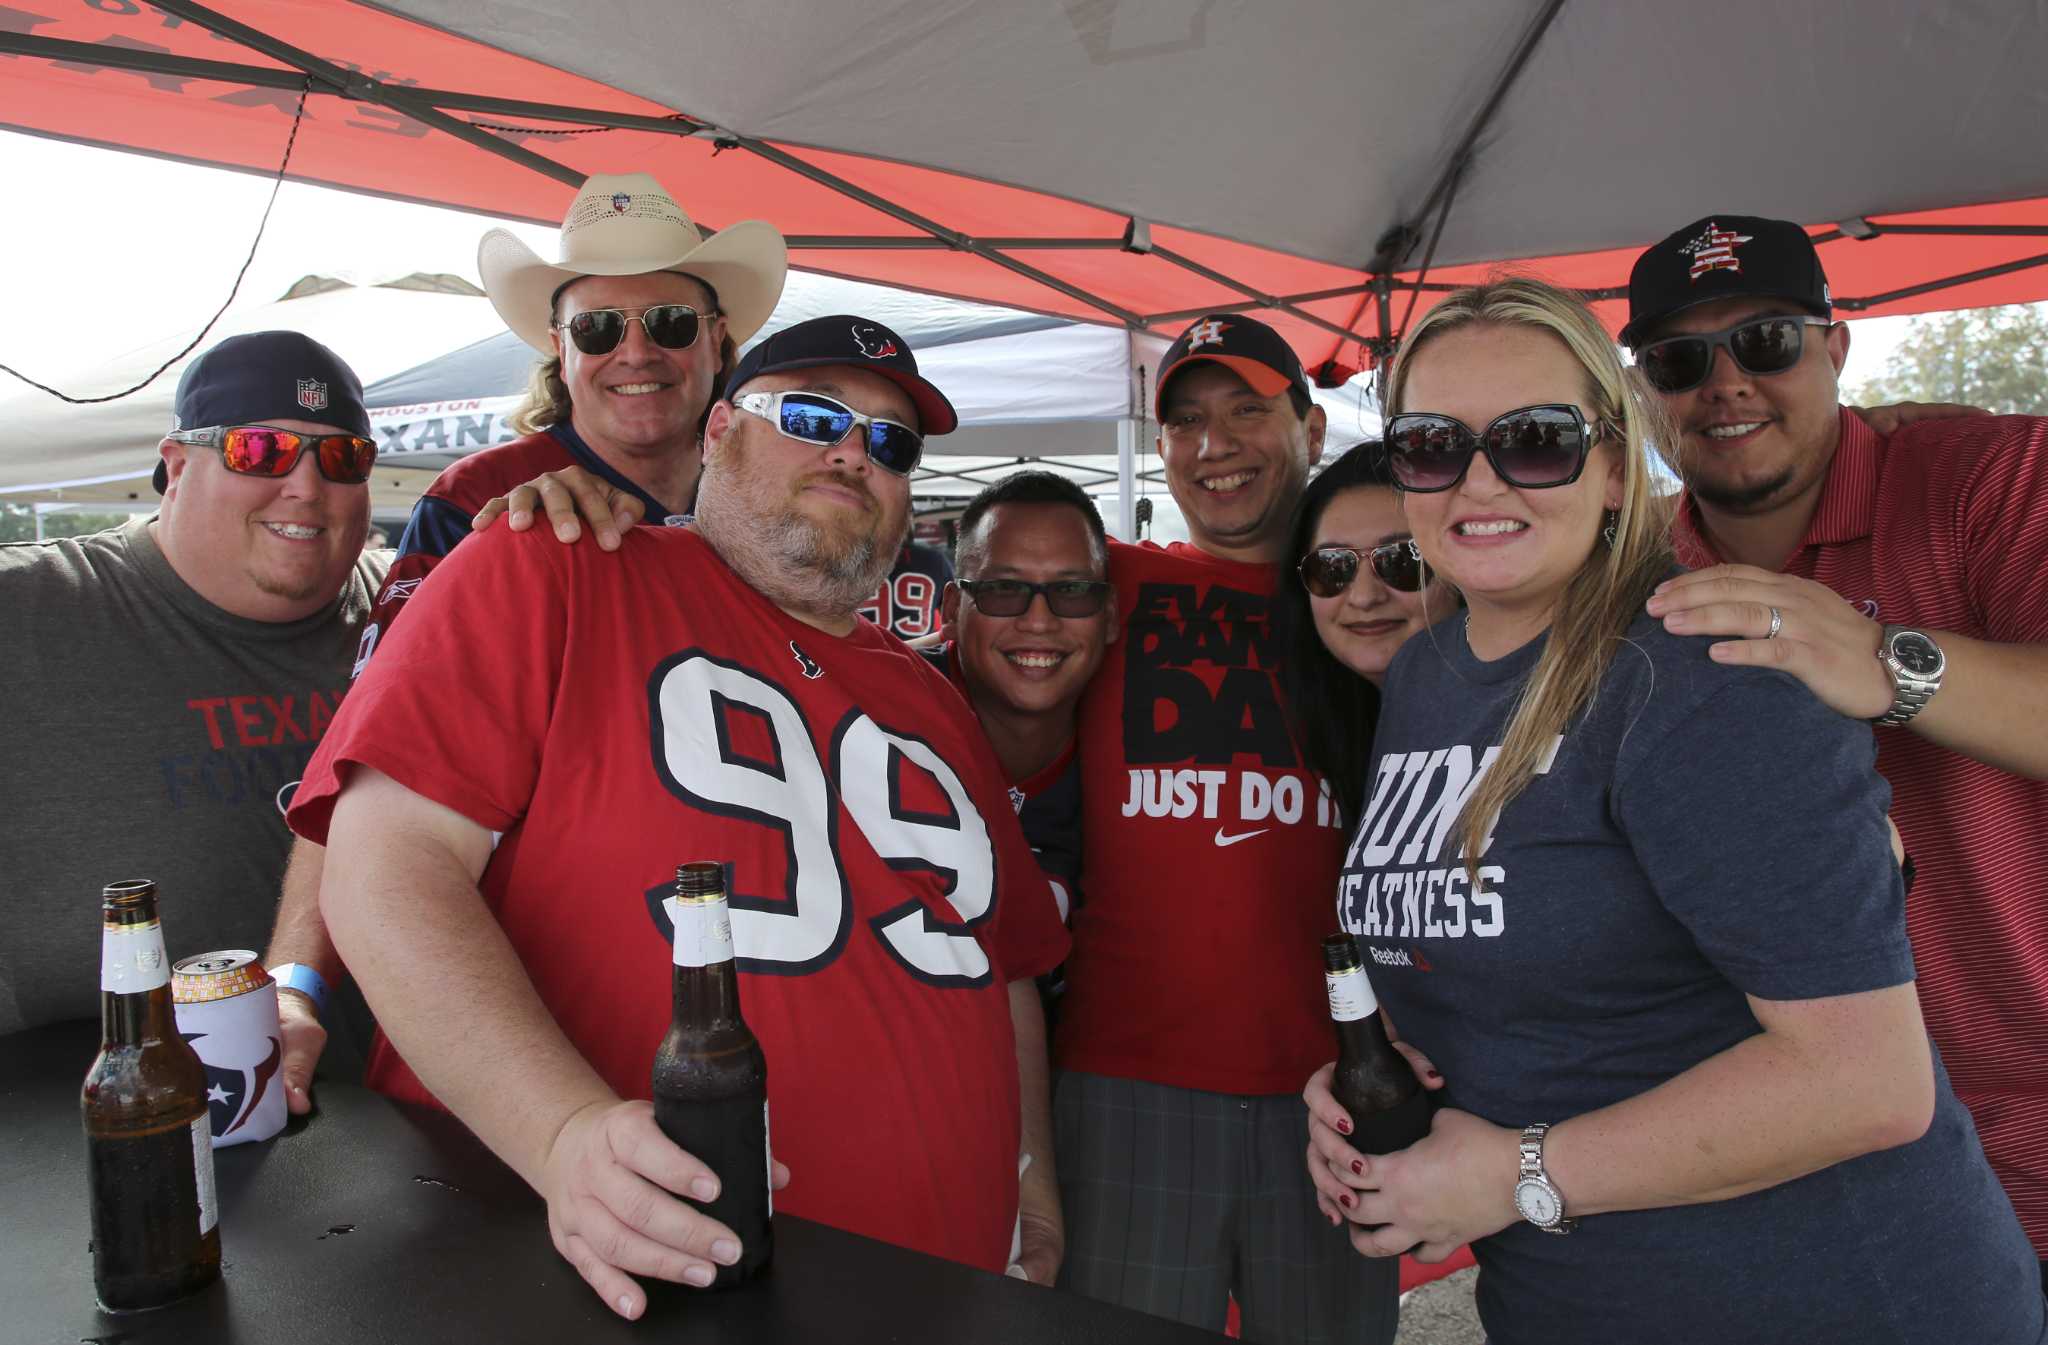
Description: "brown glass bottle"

(1323, 933), (1430, 1155)
(651, 862), (771, 1288)
(81, 880), (222, 1312)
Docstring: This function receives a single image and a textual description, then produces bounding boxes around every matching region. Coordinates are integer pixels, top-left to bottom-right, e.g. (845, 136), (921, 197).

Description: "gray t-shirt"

(0, 518), (388, 1044)
(1345, 609), (2044, 1345)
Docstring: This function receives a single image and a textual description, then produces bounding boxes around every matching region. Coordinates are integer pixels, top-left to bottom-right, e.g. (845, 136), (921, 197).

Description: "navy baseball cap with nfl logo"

(1154, 313), (1312, 419)
(156, 330), (370, 492)
(729, 314), (957, 434)
(1621, 214), (1832, 348)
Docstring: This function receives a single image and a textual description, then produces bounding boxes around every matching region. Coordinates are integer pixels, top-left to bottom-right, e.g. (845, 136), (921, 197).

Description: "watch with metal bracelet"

(1513, 1123), (1576, 1233)
(1872, 625), (1945, 727)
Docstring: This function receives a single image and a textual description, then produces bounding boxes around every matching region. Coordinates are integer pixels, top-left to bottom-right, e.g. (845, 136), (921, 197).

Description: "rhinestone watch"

(1513, 1123), (1577, 1234)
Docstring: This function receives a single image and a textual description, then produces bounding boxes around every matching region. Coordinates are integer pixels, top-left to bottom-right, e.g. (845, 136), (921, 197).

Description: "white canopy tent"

(0, 274), (507, 515)
(0, 254), (1376, 533)
(361, 269), (1383, 527)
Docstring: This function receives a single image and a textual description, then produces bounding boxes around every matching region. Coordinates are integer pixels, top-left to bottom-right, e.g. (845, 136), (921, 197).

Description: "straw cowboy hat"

(478, 172), (788, 353)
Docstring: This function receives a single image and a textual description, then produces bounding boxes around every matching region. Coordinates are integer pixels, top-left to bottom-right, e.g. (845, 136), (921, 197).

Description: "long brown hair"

(1385, 277), (1676, 876)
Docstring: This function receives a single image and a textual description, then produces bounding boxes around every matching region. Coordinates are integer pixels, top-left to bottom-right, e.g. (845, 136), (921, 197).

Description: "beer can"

(171, 951), (287, 1148)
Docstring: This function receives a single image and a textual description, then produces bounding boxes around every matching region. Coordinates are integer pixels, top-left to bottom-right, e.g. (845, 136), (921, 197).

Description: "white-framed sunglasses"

(731, 390), (925, 476)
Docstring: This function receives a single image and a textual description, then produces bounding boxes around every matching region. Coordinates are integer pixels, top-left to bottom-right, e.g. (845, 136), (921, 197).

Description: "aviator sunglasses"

(1297, 538), (1426, 597)
(164, 425), (377, 485)
(556, 303), (718, 356)
(1633, 314), (1832, 393)
(1384, 403), (1604, 493)
(732, 390), (926, 476)
(959, 578), (1114, 618)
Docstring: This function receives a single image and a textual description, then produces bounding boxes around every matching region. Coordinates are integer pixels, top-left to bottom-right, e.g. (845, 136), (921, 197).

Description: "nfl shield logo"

(296, 378), (329, 412)
(611, 193), (632, 213)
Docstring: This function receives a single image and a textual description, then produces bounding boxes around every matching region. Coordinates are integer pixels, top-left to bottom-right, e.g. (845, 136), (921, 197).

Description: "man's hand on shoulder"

(1646, 565), (1892, 719)
(1849, 401), (1989, 436)
(540, 1098), (791, 1319)
(471, 465), (646, 552)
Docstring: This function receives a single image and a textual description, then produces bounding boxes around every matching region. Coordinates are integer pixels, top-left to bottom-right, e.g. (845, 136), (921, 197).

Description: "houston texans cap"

(729, 315), (957, 435)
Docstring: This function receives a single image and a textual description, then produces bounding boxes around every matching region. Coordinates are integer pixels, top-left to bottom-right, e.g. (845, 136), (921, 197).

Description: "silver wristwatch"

(1872, 625), (1945, 727)
(1513, 1123), (1576, 1234)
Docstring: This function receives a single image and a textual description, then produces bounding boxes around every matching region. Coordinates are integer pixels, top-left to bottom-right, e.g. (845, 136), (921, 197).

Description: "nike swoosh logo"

(1213, 828), (1270, 848)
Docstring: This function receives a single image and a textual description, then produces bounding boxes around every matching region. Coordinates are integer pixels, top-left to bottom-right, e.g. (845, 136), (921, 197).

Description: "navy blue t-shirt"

(1347, 608), (2043, 1345)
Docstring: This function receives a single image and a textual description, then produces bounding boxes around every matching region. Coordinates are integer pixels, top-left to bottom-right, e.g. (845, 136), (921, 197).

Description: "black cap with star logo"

(1154, 313), (1312, 419)
(1622, 214), (1832, 349)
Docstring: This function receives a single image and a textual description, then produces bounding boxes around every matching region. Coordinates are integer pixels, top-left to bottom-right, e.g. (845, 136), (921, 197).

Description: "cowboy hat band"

(478, 171), (789, 353)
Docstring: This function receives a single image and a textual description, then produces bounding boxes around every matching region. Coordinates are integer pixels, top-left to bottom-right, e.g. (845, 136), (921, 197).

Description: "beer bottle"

(1323, 933), (1431, 1155)
(651, 862), (771, 1287)
(81, 879), (222, 1312)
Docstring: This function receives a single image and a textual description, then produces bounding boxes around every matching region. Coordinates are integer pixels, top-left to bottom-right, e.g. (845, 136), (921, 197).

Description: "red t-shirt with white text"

(289, 524), (1068, 1271)
(1057, 540), (1347, 1095)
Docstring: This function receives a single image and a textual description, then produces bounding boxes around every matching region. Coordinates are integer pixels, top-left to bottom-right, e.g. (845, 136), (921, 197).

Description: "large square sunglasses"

(1384, 403), (1603, 493)
(732, 390), (925, 477)
(959, 578), (1114, 618)
(1297, 539), (1426, 596)
(164, 424), (377, 485)
(556, 303), (717, 356)
(1633, 314), (1832, 393)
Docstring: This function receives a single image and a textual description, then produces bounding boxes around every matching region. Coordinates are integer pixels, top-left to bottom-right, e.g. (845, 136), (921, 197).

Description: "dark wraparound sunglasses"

(1297, 539), (1425, 596)
(557, 303), (718, 356)
(1634, 315), (1832, 393)
(164, 425), (377, 485)
(1385, 403), (1603, 493)
(959, 578), (1114, 618)
(733, 390), (925, 476)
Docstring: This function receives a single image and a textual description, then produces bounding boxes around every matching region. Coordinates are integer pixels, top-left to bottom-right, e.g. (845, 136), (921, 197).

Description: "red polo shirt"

(1672, 407), (2048, 1255)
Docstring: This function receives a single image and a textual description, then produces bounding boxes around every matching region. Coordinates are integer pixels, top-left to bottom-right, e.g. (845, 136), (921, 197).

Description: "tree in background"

(0, 503), (133, 544)
(1848, 303), (2048, 415)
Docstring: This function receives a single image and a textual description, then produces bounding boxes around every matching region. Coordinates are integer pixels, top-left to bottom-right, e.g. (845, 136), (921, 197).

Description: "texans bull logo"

(180, 1029), (283, 1138)
(851, 324), (900, 359)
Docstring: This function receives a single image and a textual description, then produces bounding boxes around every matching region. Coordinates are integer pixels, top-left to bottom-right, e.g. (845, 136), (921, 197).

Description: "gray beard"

(697, 502), (897, 622)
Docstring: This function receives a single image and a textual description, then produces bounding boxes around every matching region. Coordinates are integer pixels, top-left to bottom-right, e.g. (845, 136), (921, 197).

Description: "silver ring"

(1765, 606), (1782, 640)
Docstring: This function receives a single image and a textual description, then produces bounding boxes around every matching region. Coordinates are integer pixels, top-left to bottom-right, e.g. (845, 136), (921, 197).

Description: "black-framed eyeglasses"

(164, 425), (377, 485)
(1633, 315), (1832, 393)
(556, 303), (719, 356)
(733, 390), (925, 476)
(1297, 539), (1425, 596)
(958, 578), (1114, 618)
(1384, 403), (1603, 493)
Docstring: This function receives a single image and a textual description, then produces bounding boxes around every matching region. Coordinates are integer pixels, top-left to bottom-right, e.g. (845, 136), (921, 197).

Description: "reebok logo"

(1367, 945), (1412, 969)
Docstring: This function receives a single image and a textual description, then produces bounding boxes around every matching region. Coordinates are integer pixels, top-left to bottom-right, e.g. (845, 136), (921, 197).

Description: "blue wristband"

(267, 962), (330, 1017)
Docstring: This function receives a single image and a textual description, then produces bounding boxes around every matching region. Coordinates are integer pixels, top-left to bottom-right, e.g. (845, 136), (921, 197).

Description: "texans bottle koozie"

(171, 952), (288, 1147)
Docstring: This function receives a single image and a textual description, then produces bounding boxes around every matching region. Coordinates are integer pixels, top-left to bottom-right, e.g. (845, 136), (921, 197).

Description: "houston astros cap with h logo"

(1620, 214), (1832, 348)
(477, 172), (789, 353)
(154, 331), (370, 493)
(1153, 313), (1313, 418)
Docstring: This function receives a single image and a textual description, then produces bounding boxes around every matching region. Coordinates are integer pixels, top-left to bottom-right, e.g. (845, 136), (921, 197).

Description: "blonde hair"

(1385, 277), (1676, 876)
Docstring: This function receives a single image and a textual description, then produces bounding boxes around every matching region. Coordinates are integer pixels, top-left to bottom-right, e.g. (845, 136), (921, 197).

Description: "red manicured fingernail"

(1339, 1193), (1353, 1208)
(1350, 1158), (1364, 1175)
(1335, 1117), (1352, 1134)
(1427, 1069), (1442, 1081)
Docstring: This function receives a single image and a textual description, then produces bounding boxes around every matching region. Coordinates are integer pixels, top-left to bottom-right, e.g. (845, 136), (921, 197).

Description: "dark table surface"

(3, 1020), (1223, 1343)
